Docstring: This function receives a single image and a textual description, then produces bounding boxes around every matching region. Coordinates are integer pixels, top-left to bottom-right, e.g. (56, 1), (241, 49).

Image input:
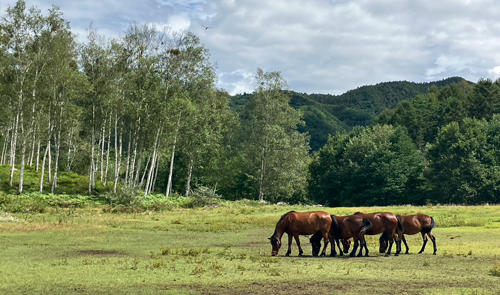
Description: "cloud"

(2, 0), (500, 95)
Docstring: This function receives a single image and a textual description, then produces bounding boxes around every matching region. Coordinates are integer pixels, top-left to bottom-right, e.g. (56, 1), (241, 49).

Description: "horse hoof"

(384, 254), (390, 257)
(433, 252), (437, 255)
(405, 252), (410, 255)
(364, 254), (369, 257)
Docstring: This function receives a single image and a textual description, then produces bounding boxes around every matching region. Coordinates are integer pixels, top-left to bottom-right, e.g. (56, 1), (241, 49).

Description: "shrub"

(188, 187), (222, 208)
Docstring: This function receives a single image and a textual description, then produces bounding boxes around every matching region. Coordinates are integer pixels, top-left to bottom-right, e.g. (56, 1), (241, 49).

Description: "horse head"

(309, 232), (323, 257)
(341, 239), (351, 253)
(269, 236), (281, 256)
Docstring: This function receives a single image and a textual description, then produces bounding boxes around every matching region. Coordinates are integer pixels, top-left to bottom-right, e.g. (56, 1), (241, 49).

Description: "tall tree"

(239, 68), (310, 202)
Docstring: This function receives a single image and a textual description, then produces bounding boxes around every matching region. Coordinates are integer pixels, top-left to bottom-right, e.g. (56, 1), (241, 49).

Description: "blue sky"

(2, 0), (500, 95)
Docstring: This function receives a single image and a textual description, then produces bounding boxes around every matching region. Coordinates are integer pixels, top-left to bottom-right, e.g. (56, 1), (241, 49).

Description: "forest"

(1, 1), (500, 207)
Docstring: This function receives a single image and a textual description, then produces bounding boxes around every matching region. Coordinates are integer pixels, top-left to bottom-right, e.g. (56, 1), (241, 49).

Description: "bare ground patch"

(77, 250), (126, 255)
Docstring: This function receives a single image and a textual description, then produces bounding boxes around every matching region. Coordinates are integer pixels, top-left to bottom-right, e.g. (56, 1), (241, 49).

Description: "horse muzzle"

(272, 251), (278, 256)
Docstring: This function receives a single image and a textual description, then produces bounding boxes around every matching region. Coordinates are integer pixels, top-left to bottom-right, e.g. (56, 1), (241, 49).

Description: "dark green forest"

(1, 0), (500, 207)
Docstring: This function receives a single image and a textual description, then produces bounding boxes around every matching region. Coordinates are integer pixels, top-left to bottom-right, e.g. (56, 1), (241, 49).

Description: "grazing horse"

(269, 211), (332, 257)
(394, 214), (437, 255)
(310, 214), (371, 257)
(353, 212), (401, 257)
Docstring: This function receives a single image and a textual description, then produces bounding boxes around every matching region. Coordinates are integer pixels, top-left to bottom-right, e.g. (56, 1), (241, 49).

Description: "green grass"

(1, 204), (500, 294)
(0, 164), (111, 195)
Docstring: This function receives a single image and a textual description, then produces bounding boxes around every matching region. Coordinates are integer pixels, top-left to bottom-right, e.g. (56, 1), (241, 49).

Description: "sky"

(2, 0), (500, 95)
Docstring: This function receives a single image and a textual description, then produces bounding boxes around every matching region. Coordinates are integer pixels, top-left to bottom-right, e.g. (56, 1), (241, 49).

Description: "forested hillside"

(231, 77), (470, 151)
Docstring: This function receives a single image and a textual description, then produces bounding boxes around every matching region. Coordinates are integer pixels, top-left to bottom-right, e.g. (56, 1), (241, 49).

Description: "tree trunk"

(258, 148), (267, 202)
(113, 116), (118, 193)
(104, 118), (111, 186)
(166, 112), (182, 197)
(89, 105), (96, 194)
(144, 127), (160, 196)
(52, 106), (63, 193)
(185, 158), (194, 198)
(100, 119), (106, 181)
(9, 112), (20, 187)
(139, 154), (151, 189)
(35, 140), (40, 172)
(151, 155), (160, 194)
(18, 115), (26, 194)
(125, 131), (131, 186)
(0, 125), (10, 165)
(39, 145), (48, 193)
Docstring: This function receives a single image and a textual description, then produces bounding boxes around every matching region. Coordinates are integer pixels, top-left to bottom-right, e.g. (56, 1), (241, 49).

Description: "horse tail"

(360, 218), (372, 235)
(330, 215), (339, 230)
(422, 216), (435, 234)
(396, 215), (403, 231)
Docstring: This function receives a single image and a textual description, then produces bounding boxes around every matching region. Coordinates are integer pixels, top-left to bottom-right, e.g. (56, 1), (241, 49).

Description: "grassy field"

(1, 204), (500, 294)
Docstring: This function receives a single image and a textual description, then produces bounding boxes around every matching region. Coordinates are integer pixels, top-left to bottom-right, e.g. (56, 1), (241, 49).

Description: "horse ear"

(268, 237), (272, 240)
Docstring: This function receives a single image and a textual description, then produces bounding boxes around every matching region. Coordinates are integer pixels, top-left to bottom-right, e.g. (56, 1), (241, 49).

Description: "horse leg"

(418, 232), (428, 254)
(320, 232), (329, 257)
(402, 235), (410, 254)
(285, 234), (293, 256)
(293, 234), (304, 256)
(329, 236), (337, 257)
(428, 232), (437, 255)
(357, 237), (368, 257)
(335, 239), (343, 256)
(385, 238), (395, 257)
(349, 239), (359, 257)
(394, 234), (401, 256)
(363, 238), (370, 257)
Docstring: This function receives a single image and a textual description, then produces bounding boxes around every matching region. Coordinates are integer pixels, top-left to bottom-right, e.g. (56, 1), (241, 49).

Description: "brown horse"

(394, 214), (437, 255)
(310, 214), (371, 257)
(353, 212), (401, 257)
(269, 211), (332, 257)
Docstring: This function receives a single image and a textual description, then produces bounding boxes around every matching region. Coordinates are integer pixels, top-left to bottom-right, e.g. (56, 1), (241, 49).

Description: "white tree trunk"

(35, 140), (40, 172)
(166, 112), (182, 197)
(185, 158), (194, 198)
(18, 115), (26, 194)
(9, 112), (20, 187)
(144, 127), (160, 196)
(39, 145), (48, 193)
(104, 118), (111, 186)
(100, 119), (106, 181)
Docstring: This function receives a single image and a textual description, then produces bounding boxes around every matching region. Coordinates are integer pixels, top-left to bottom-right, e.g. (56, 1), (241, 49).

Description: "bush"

(188, 187), (222, 208)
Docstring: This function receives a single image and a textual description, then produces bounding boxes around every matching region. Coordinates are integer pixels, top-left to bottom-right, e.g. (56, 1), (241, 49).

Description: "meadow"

(1, 203), (500, 294)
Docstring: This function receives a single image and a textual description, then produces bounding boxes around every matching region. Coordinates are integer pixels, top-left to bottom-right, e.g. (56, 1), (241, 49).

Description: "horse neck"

(272, 218), (288, 240)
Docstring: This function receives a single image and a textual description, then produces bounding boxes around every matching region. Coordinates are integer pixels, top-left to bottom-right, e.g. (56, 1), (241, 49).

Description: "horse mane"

(271, 211), (296, 240)
(354, 212), (363, 215)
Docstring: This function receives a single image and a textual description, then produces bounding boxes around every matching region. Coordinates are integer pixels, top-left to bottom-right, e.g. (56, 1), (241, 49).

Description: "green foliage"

(425, 116), (500, 205)
(309, 125), (424, 206)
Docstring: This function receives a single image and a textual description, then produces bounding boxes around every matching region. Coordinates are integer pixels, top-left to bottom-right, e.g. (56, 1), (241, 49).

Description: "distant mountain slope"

(231, 77), (472, 151)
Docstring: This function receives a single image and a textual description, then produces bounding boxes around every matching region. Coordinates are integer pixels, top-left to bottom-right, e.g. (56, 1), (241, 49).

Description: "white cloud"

(3, 0), (500, 94)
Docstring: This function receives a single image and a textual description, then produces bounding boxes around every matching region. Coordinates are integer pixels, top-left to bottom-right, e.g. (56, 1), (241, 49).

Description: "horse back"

(354, 212), (398, 235)
(286, 211), (331, 235)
